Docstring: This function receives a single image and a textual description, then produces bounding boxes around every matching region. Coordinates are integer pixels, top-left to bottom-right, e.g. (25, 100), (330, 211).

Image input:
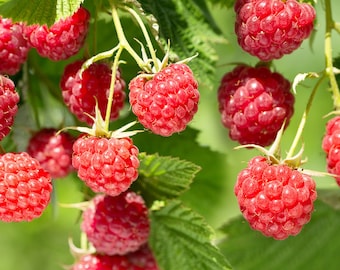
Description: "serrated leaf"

(134, 153), (201, 205)
(138, 0), (227, 89)
(0, 0), (83, 25)
(127, 126), (229, 227)
(218, 198), (340, 270)
(149, 200), (231, 270)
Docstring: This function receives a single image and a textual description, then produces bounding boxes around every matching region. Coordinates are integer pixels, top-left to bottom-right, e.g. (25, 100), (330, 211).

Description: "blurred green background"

(1, 1), (340, 269)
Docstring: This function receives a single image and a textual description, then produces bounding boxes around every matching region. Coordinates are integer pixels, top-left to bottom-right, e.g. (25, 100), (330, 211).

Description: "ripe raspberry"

(72, 245), (159, 270)
(0, 75), (20, 141)
(218, 65), (294, 146)
(234, 156), (317, 240)
(0, 17), (30, 75)
(129, 63), (199, 136)
(81, 192), (150, 256)
(234, 0), (316, 61)
(0, 152), (52, 222)
(24, 7), (90, 61)
(27, 128), (75, 179)
(72, 136), (139, 196)
(61, 60), (126, 125)
(322, 116), (340, 185)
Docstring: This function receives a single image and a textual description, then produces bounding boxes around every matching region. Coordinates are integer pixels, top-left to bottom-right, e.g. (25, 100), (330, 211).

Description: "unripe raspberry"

(129, 63), (199, 136)
(218, 65), (294, 146)
(0, 75), (20, 141)
(0, 17), (30, 75)
(235, 0), (316, 61)
(24, 7), (90, 61)
(234, 156), (317, 240)
(0, 152), (52, 222)
(322, 116), (340, 185)
(61, 60), (126, 125)
(81, 192), (150, 256)
(72, 136), (139, 197)
(27, 128), (75, 179)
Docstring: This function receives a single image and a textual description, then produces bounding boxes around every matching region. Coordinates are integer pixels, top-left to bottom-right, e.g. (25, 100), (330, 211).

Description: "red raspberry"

(0, 75), (20, 141)
(72, 245), (159, 270)
(322, 116), (340, 185)
(234, 156), (317, 240)
(72, 136), (139, 196)
(0, 152), (52, 222)
(217, 65), (294, 146)
(27, 128), (75, 179)
(24, 7), (90, 61)
(81, 192), (150, 256)
(129, 63), (199, 136)
(61, 60), (126, 125)
(234, 0), (316, 61)
(0, 17), (30, 75)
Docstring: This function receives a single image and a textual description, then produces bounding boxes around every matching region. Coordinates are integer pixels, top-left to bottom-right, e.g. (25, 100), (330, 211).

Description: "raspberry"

(0, 76), (20, 141)
(72, 245), (159, 270)
(72, 136), (139, 196)
(234, 0), (316, 61)
(0, 17), (30, 75)
(0, 152), (52, 222)
(234, 156), (317, 240)
(129, 63), (199, 136)
(27, 128), (75, 179)
(24, 7), (90, 61)
(61, 60), (126, 125)
(322, 116), (340, 185)
(217, 64), (294, 146)
(81, 192), (150, 256)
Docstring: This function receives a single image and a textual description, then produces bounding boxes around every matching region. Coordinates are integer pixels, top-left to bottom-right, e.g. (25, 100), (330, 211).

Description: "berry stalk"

(324, 0), (340, 109)
(286, 75), (325, 160)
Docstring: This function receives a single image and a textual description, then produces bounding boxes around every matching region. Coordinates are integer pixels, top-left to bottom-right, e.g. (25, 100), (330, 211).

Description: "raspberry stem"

(105, 45), (123, 130)
(286, 75), (326, 160)
(110, 4), (152, 73)
(124, 6), (160, 72)
(324, 0), (340, 109)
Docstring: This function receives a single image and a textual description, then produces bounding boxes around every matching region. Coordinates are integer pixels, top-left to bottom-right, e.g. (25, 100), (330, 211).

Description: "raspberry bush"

(1, 0), (340, 270)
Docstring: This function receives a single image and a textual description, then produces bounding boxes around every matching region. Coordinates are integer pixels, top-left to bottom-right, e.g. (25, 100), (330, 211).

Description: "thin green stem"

(111, 5), (150, 71)
(105, 45), (124, 130)
(286, 75), (326, 159)
(324, 0), (340, 109)
(124, 6), (160, 71)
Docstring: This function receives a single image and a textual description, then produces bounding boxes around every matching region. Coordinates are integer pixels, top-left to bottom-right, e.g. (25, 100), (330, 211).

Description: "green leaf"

(0, 0), (83, 25)
(207, 0), (235, 8)
(149, 200), (232, 270)
(138, 0), (227, 89)
(218, 198), (340, 270)
(128, 126), (230, 227)
(134, 153), (201, 205)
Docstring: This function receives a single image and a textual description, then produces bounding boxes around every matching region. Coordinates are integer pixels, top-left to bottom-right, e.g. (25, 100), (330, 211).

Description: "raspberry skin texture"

(0, 152), (52, 222)
(27, 128), (75, 179)
(0, 76), (20, 141)
(24, 7), (90, 61)
(72, 136), (139, 196)
(234, 156), (317, 240)
(61, 60), (126, 125)
(322, 116), (340, 185)
(0, 17), (30, 75)
(129, 63), (199, 136)
(81, 192), (150, 256)
(234, 0), (316, 61)
(218, 65), (294, 146)
(72, 246), (159, 270)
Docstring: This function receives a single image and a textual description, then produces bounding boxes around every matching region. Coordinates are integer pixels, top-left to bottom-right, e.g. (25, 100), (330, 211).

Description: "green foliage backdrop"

(0, 0), (340, 270)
